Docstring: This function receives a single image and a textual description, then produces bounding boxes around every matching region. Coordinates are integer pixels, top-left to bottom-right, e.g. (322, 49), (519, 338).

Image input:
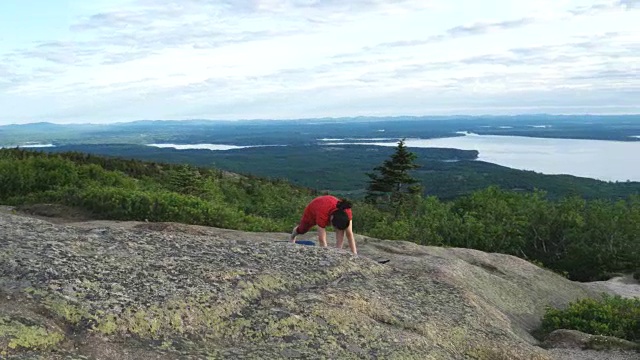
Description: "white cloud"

(0, 0), (639, 124)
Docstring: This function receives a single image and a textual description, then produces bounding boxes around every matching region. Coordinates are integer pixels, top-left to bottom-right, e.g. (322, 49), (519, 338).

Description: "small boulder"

(543, 329), (639, 351)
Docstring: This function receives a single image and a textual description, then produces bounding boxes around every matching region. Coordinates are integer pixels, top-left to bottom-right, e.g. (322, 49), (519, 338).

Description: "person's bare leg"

(317, 227), (328, 247)
(346, 222), (357, 255)
(336, 229), (345, 249)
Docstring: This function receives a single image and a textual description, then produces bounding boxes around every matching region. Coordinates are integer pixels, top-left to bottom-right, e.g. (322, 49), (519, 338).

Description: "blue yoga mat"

(295, 240), (316, 246)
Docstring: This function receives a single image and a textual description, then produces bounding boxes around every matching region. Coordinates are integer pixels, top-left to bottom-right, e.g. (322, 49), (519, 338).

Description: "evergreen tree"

(168, 164), (203, 195)
(365, 139), (422, 207)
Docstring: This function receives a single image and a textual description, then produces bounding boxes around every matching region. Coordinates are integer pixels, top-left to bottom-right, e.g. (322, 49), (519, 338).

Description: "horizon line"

(3, 113), (640, 127)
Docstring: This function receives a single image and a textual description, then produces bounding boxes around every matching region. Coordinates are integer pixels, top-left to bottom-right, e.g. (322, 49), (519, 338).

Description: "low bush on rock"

(541, 294), (640, 343)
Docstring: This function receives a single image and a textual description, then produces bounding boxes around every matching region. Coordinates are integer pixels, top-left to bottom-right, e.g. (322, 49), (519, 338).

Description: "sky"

(0, 0), (639, 124)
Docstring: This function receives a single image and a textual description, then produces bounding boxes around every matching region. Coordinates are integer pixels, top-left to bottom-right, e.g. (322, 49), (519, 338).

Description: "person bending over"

(290, 195), (357, 255)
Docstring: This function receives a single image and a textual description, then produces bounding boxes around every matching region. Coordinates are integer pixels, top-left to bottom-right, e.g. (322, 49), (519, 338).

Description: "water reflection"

(322, 133), (640, 182)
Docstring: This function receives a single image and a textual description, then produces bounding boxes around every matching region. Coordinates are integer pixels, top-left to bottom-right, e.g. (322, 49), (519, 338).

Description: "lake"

(147, 143), (288, 150)
(147, 143), (250, 151)
(0, 144), (56, 148)
(322, 133), (640, 182)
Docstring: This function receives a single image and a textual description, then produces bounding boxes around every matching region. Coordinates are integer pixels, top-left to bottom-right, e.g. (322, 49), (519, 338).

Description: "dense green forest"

(1, 148), (638, 282)
(41, 144), (640, 201)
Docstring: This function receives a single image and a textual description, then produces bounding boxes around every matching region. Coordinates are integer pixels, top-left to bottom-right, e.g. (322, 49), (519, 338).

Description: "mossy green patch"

(238, 274), (287, 299)
(0, 316), (65, 353)
(43, 297), (92, 325)
(90, 291), (252, 340)
(262, 314), (319, 338)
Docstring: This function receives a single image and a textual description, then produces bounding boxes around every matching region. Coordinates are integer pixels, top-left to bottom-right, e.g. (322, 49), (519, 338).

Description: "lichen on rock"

(0, 211), (634, 359)
(0, 316), (65, 354)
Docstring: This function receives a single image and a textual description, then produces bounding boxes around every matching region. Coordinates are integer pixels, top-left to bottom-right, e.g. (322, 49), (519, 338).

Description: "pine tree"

(169, 164), (203, 195)
(365, 139), (422, 206)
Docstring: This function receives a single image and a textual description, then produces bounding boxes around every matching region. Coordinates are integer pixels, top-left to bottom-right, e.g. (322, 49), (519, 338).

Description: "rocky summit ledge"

(0, 211), (634, 359)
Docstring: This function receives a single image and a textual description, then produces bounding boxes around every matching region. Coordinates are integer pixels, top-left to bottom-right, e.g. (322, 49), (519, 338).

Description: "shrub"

(541, 294), (640, 343)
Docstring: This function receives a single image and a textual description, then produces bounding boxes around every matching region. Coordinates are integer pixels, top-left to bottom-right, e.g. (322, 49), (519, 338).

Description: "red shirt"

(298, 195), (352, 233)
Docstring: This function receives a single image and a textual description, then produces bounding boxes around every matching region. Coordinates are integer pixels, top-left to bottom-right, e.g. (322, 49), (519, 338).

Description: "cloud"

(183, 0), (429, 16)
(18, 41), (101, 65)
(447, 17), (534, 37)
(331, 29), (639, 98)
(364, 16), (535, 52)
(0, 64), (11, 77)
(42, 1), (326, 68)
(71, 0), (429, 31)
(59, 0), (436, 63)
(0, 62), (39, 92)
(12, 3), (305, 71)
(569, 68), (640, 83)
(369, 2), (636, 52)
(8, 0), (431, 98)
(1, 0), (639, 123)
(0, 66), (15, 90)
(569, 3), (612, 15)
(619, 0), (640, 9)
(69, 19), (298, 60)
(71, 11), (151, 31)
(570, 0), (640, 15)
(460, 33), (628, 67)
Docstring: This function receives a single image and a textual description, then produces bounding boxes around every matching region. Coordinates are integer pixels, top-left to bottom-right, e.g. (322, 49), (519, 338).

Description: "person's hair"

(331, 199), (352, 230)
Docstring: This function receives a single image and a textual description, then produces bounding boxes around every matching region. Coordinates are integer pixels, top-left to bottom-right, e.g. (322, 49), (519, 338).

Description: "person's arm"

(336, 229), (345, 249)
(346, 221), (357, 255)
(317, 227), (328, 247)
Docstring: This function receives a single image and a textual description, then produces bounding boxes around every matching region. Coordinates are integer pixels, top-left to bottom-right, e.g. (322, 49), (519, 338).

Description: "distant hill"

(2, 115), (640, 146)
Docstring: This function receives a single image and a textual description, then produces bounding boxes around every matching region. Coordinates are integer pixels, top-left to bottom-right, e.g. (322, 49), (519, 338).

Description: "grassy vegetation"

(1, 148), (639, 282)
(541, 295), (640, 343)
(0, 317), (65, 355)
